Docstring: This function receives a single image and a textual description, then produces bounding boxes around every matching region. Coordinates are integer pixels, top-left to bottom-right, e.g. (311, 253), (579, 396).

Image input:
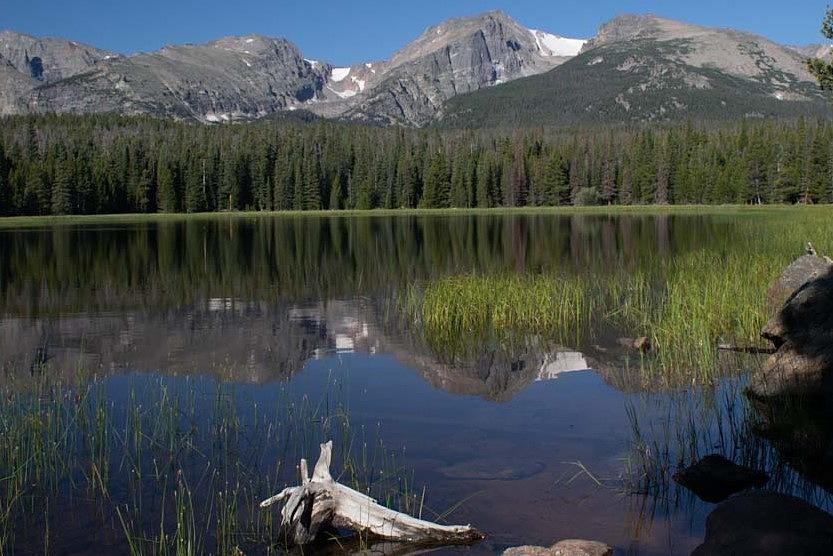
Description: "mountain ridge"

(0, 11), (829, 126)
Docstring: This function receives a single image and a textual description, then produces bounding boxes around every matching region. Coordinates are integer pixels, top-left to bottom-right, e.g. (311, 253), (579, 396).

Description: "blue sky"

(1, 0), (830, 65)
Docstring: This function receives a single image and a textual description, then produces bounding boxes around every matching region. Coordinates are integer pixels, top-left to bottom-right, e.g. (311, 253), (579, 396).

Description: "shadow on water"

(2, 211), (833, 554)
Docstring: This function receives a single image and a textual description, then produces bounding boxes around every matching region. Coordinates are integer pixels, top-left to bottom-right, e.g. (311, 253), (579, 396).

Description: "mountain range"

(1, 11), (830, 126)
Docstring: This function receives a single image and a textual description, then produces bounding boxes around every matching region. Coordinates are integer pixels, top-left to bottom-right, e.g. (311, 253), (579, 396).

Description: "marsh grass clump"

(410, 274), (593, 356)
(404, 258), (771, 388)
(0, 372), (418, 555)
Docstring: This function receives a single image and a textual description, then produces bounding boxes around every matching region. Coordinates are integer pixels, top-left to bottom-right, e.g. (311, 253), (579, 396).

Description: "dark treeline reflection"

(1, 213), (734, 315)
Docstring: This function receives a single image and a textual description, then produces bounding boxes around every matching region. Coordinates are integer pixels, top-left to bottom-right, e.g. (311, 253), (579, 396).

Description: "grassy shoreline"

(1, 204), (831, 228)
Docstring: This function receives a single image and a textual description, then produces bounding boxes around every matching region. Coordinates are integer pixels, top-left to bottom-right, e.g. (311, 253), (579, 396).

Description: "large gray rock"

(691, 491), (833, 555)
(764, 254), (831, 320)
(749, 264), (833, 400)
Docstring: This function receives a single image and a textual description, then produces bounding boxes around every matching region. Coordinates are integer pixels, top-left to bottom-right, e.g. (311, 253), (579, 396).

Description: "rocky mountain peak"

(0, 30), (114, 83)
(390, 10), (532, 66)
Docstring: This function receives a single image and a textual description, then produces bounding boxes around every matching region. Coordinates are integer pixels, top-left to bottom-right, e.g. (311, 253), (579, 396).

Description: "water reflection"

(1, 213), (723, 316)
(1, 298), (609, 403)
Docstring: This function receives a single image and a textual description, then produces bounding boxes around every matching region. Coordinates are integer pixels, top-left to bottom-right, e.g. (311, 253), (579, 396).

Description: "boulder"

(691, 491), (833, 555)
(749, 267), (833, 400)
(672, 454), (768, 503)
(761, 261), (833, 348)
(764, 252), (831, 314)
(503, 540), (613, 556)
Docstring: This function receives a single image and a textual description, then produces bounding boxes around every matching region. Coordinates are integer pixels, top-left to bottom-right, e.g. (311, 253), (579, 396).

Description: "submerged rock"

(503, 539), (613, 556)
(551, 539), (613, 556)
(504, 547), (553, 556)
(691, 491), (833, 555)
(673, 454), (768, 503)
(438, 457), (545, 480)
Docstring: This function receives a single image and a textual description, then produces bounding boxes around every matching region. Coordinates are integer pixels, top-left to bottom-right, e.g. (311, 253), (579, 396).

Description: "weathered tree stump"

(260, 441), (485, 546)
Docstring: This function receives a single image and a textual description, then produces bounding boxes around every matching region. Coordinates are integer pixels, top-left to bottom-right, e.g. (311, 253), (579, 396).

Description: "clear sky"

(1, 0), (829, 66)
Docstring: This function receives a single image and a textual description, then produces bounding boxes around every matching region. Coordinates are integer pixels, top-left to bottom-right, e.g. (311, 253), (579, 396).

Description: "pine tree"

(421, 149), (450, 208)
(157, 156), (178, 213)
(51, 153), (73, 215)
(654, 150), (670, 205)
(0, 143), (7, 215)
(541, 152), (569, 206)
(303, 143), (322, 210)
(475, 150), (494, 208)
(501, 147), (527, 207)
(450, 149), (470, 208)
(619, 163), (633, 206)
(273, 149), (292, 211)
(600, 155), (616, 205)
(568, 152), (586, 206)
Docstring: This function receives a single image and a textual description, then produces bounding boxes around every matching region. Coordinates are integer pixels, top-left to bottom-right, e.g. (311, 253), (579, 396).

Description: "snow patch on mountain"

(331, 67), (350, 82)
(529, 29), (586, 57)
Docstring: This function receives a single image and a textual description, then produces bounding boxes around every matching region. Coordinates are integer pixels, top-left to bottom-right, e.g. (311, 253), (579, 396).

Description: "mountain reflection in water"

(1, 299), (601, 401)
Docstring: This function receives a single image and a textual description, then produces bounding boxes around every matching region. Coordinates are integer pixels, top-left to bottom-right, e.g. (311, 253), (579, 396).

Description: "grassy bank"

(1, 204), (831, 228)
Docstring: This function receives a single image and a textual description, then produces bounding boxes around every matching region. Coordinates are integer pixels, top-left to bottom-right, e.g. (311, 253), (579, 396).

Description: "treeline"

(0, 114), (832, 216)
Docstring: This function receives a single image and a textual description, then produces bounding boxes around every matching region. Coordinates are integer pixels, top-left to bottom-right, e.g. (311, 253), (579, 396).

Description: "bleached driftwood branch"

(260, 441), (484, 546)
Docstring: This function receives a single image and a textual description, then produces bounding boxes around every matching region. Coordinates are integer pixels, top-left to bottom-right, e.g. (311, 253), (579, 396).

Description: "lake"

(2, 209), (832, 554)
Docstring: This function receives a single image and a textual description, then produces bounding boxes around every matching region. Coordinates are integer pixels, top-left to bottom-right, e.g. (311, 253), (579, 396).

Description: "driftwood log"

(260, 441), (484, 546)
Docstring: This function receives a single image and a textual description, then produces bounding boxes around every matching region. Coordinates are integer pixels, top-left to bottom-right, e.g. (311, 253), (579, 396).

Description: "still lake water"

(1, 212), (830, 554)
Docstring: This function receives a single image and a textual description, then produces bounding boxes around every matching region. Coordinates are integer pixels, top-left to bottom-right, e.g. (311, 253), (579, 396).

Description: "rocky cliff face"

(0, 31), (116, 114)
(0, 31), (114, 83)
